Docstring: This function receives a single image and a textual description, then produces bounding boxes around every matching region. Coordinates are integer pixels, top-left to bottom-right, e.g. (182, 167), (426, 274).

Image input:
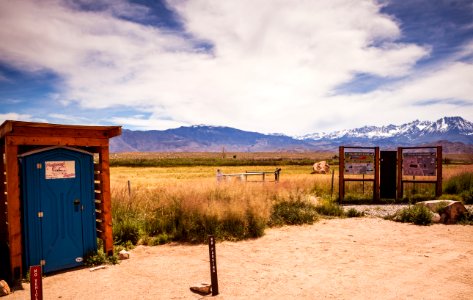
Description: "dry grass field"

(7, 153), (473, 299)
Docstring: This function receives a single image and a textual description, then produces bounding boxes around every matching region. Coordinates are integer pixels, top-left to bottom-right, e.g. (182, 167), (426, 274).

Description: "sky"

(0, 0), (472, 136)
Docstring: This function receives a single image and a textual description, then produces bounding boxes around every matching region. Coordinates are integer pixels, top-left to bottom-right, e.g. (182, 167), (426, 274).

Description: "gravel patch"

(342, 204), (473, 218)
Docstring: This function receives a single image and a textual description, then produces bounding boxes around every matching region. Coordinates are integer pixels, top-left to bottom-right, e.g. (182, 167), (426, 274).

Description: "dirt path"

(8, 218), (473, 299)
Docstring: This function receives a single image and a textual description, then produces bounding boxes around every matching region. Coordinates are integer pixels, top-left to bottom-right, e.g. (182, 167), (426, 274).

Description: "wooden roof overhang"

(0, 120), (121, 283)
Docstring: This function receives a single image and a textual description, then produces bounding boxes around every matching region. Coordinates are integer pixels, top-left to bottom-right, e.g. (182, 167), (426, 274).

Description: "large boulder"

(417, 200), (468, 224)
(311, 161), (330, 174)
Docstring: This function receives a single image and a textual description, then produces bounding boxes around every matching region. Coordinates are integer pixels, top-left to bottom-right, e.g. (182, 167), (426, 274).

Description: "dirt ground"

(7, 218), (473, 299)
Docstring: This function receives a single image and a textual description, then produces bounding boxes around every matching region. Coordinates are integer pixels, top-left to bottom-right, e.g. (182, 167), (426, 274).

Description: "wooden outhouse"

(0, 120), (121, 282)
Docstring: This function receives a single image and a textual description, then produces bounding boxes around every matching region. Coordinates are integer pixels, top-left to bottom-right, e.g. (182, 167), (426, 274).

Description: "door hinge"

(36, 163), (42, 169)
(40, 260), (46, 266)
(38, 211), (44, 218)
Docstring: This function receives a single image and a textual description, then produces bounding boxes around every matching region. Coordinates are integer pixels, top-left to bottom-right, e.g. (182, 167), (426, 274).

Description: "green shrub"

(84, 249), (119, 266)
(392, 205), (433, 226)
(315, 200), (345, 217)
(346, 208), (364, 218)
(457, 210), (473, 225)
(269, 200), (319, 226)
(113, 218), (141, 245)
(444, 172), (473, 204)
(246, 210), (266, 238)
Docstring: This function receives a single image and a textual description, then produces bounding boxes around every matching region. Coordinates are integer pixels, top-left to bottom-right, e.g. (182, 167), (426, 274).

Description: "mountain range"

(110, 116), (473, 153)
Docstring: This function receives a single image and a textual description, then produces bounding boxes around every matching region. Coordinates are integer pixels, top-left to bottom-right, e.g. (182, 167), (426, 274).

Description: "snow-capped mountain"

(301, 117), (473, 145)
(110, 117), (473, 153)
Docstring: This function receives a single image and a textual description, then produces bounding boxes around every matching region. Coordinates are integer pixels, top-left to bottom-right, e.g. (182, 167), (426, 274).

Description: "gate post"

(436, 146), (442, 197)
(338, 146), (345, 203)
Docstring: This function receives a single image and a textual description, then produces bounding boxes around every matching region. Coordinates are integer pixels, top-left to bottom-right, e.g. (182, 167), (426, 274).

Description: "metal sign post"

(30, 265), (43, 300)
(208, 235), (219, 296)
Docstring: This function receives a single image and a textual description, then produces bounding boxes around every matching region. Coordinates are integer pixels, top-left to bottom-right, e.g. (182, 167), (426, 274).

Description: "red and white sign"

(45, 161), (75, 179)
(30, 265), (43, 300)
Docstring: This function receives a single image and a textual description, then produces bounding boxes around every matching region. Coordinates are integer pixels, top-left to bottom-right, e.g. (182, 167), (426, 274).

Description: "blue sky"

(0, 0), (472, 136)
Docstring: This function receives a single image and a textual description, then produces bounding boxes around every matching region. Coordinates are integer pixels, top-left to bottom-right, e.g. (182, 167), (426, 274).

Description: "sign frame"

(339, 146), (380, 203)
(397, 146), (442, 199)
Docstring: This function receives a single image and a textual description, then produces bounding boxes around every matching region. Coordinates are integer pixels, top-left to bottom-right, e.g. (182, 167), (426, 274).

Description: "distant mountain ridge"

(110, 116), (473, 153)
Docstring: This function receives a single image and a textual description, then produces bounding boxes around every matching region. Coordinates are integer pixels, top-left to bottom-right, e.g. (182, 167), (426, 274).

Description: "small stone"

(190, 283), (211, 295)
(0, 280), (10, 296)
(118, 250), (130, 260)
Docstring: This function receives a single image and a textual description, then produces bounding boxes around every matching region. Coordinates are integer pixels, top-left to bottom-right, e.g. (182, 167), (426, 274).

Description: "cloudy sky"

(0, 0), (472, 136)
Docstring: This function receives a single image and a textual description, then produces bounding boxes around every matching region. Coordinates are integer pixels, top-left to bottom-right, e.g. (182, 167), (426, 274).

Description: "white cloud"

(0, 113), (34, 123)
(2, 0), (470, 135)
(110, 115), (187, 130)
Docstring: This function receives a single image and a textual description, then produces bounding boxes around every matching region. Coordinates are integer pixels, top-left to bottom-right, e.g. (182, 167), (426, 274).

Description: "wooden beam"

(397, 147), (403, 201)
(0, 141), (6, 241)
(0, 120), (121, 139)
(98, 146), (114, 256)
(374, 147), (380, 202)
(6, 136), (109, 147)
(338, 146), (345, 203)
(10, 127), (114, 139)
(436, 146), (443, 198)
(5, 141), (22, 281)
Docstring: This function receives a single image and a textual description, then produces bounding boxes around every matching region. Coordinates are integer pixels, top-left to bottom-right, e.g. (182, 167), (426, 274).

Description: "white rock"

(119, 250), (131, 260)
(311, 161), (330, 174)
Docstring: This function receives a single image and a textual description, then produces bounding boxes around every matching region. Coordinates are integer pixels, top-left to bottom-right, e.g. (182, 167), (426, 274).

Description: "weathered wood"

(7, 136), (110, 147)
(99, 146), (114, 256)
(5, 142), (22, 281)
(0, 142), (6, 238)
(0, 120), (121, 140)
(10, 127), (115, 139)
(436, 146), (442, 197)
(374, 147), (380, 202)
(94, 192), (103, 201)
(397, 148), (403, 201)
(339, 146), (345, 203)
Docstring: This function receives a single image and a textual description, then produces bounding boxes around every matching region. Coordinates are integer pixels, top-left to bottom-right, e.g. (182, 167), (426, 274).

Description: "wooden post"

(0, 142), (7, 249)
(338, 146), (345, 203)
(208, 235), (219, 296)
(99, 146), (114, 256)
(396, 147), (403, 201)
(374, 147), (380, 202)
(436, 146), (442, 198)
(5, 141), (22, 281)
(330, 169), (334, 200)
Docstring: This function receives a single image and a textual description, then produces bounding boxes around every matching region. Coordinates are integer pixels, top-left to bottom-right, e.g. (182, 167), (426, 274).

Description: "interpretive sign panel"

(344, 152), (375, 175)
(402, 152), (436, 176)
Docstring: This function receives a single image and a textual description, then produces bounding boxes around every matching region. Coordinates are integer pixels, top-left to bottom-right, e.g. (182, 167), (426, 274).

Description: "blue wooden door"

(21, 147), (97, 273)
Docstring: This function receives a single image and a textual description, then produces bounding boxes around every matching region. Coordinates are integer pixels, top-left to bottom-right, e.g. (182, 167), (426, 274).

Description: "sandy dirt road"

(8, 218), (473, 299)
